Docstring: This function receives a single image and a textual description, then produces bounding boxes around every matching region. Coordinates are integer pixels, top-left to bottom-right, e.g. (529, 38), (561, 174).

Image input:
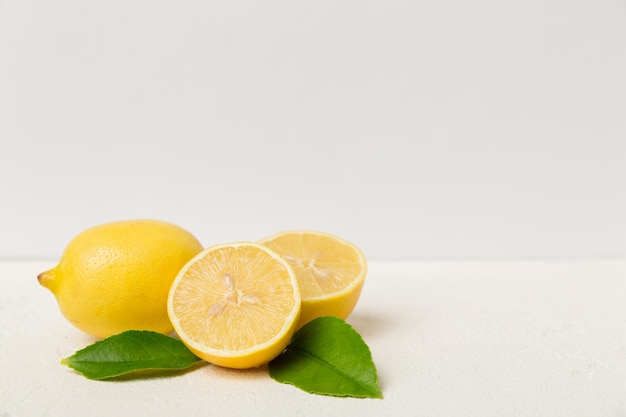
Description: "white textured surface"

(1, 260), (625, 416)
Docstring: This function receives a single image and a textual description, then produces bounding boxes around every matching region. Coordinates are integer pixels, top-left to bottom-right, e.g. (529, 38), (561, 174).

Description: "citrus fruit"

(259, 230), (367, 328)
(167, 242), (300, 369)
(37, 219), (204, 339)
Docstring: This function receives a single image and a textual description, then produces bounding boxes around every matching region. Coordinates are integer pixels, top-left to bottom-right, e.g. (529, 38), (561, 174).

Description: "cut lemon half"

(167, 242), (301, 369)
(259, 230), (367, 328)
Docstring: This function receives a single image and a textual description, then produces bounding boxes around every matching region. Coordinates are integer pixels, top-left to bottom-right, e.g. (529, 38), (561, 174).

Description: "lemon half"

(260, 230), (367, 328)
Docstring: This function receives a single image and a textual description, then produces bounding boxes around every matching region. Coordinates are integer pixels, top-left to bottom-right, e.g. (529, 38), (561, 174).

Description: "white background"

(1, 0), (625, 260)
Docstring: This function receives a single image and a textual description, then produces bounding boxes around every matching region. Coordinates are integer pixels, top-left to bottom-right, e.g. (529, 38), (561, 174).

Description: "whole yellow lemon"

(37, 219), (203, 339)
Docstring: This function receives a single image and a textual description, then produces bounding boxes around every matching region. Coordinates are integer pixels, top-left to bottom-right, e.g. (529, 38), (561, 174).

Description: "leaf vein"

(288, 345), (380, 397)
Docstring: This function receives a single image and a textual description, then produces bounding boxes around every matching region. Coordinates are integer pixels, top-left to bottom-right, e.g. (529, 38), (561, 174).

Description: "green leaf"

(269, 316), (383, 399)
(61, 330), (203, 380)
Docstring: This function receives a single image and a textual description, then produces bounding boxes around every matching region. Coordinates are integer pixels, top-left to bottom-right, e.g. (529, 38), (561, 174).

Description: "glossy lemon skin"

(38, 219), (203, 339)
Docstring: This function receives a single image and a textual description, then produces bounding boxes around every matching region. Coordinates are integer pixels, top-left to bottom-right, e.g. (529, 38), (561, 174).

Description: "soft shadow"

(204, 363), (269, 381)
(83, 362), (270, 383)
(347, 312), (397, 339)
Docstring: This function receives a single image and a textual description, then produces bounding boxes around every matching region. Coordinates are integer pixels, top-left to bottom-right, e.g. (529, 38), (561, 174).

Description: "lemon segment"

(167, 242), (301, 369)
(259, 230), (367, 328)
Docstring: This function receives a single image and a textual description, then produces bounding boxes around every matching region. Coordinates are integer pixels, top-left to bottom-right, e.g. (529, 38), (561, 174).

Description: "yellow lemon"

(168, 242), (300, 369)
(37, 219), (203, 339)
(259, 230), (367, 328)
